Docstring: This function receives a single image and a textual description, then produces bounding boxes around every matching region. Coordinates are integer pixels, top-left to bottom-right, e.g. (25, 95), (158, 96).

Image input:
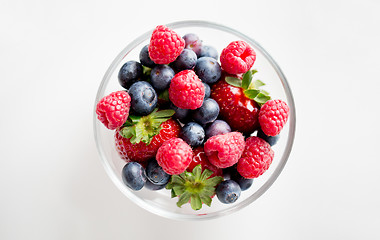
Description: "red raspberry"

(237, 136), (274, 179)
(96, 91), (131, 130)
(156, 138), (193, 175)
(187, 146), (223, 178)
(259, 99), (289, 136)
(115, 119), (180, 163)
(220, 41), (256, 74)
(204, 132), (245, 169)
(148, 25), (185, 64)
(169, 70), (205, 109)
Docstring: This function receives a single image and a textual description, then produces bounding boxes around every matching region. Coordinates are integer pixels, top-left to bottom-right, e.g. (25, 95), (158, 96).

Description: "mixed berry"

(96, 25), (290, 210)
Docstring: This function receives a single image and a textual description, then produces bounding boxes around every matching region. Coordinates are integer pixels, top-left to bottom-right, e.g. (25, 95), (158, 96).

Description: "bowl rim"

(93, 20), (296, 221)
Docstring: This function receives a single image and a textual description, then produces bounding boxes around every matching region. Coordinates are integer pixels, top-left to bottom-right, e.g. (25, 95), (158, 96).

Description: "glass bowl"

(93, 20), (296, 220)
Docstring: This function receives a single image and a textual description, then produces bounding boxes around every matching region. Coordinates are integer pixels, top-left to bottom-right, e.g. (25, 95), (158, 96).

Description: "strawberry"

(115, 109), (180, 163)
(211, 70), (270, 134)
(187, 146), (223, 178)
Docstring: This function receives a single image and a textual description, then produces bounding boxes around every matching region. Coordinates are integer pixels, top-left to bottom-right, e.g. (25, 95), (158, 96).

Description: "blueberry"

(257, 129), (280, 146)
(216, 180), (241, 204)
(128, 81), (157, 115)
(170, 103), (191, 123)
(180, 122), (205, 147)
(183, 33), (202, 56)
(144, 179), (167, 191)
(192, 98), (220, 126)
(194, 57), (221, 84)
(203, 82), (211, 99)
(150, 65), (175, 91)
(145, 159), (170, 185)
(198, 45), (218, 60)
(205, 120), (231, 139)
(231, 171), (253, 191)
(171, 49), (197, 71)
(122, 162), (146, 191)
(118, 61), (143, 89)
(139, 45), (156, 68)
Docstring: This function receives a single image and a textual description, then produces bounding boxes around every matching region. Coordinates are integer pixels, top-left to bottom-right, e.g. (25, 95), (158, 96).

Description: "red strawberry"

(211, 74), (260, 134)
(115, 109), (180, 163)
(187, 146), (223, 178)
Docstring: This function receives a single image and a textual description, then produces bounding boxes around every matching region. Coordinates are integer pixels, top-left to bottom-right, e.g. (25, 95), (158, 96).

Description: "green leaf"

(166, 181), (173, 189)
(254, 92), (271, 104)
(171, 189), (176, 198)
(260, 90), (270, 95)
(243, 89), (260, 99)
(173, 186), (185, 196)
(205, 176), (223, 187)
(190, 195), (202, 210)
(153, 109), (175, 118)
(158, 90), (169, 101)
(253, 79), (265, 88)
(142, 66), (151, 76)
(199, 193), (212, 207)
(250, 69), (258, 75)
(171, 175), (185, 185)
(177, 192), (191, 208)
(225, 76), (242, 88)
(199, 169), (213, 182)
(192, 165), (202, 181)
(242, 70), (253, 89)
(129, 115), (141, 123)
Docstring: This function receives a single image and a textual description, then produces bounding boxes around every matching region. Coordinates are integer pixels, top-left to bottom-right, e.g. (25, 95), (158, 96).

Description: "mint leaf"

(242, 70), (253, 89)
(225, 77), (242, 88)
(243, 89), (260, 99)
(153, 109), (175, 118)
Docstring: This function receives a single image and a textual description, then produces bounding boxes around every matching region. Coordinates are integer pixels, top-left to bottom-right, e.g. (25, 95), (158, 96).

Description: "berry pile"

(96, 25), (290, 210)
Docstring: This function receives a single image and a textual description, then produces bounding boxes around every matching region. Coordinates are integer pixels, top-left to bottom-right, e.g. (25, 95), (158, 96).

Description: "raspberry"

(169, 70), (205, 110)
(237, 137), (274, 179)
(204, 132), (245, 168)
(148, 25), (185, 64)
(96, 91), (131, 130)
(156, 138), (193, 175)
(220, 41), (256, 74)
(259, 99), (289, 136)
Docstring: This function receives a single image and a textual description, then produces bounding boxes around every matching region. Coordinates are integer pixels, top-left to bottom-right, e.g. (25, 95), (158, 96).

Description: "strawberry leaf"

(254, 92), (271, 105)
(243, 89), (260, 99)
(225, 76), (242, 88)
(177, 192), (191, 208)
(253, 79), (265, 88)
(242, 70), (253, 89)
(190, 195), (202, 210)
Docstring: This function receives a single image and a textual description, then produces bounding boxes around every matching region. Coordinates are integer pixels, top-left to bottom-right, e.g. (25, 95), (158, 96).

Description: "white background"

(1, 0), (380, 239)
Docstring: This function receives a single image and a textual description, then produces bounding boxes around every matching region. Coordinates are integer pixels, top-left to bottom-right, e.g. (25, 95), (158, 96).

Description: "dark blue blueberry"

(257, 129), (280, 146)
(145, 159), (170, 185)
(231, 171), (253, 191)
(183, 33), (202, 56)
(194, 57), (221, 84)
(139, 45), (156, 68)
(192, 98), (220, 126)
(198, 45), (218, 60)
(122, 162), (146, 191)
(150, 65), (175, 91)
(203, 82), (211, 99)
(205, 120), (231, 139)
(216, 180), (241, 204)
(144, 179), (167, 191)
(171, 49), (197, 71)
(128, 81), (157, 116)
(170, 103), (190, 123)
(118, 61), (143, 89)
(180, 122), (205, 147)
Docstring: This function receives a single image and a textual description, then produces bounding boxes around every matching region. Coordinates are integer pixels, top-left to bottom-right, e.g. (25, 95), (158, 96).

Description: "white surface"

(1, 0), (379, 239)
